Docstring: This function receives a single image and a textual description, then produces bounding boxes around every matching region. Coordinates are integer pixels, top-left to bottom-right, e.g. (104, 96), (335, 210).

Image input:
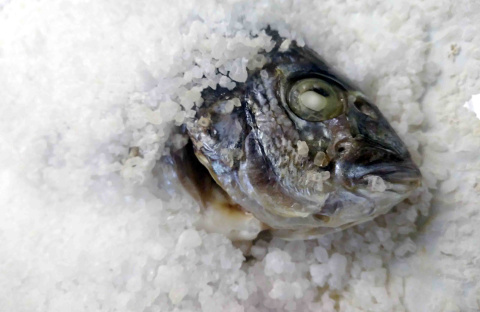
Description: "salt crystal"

(229, 58), (248, 82)
(126, 276), (143, 292)
(360, 254), (382, 269)
(279, 39), (291, 52)
(328, 253), (347, 277)
(172, 134), (188, 150)
(264, 249), (292, 276)
(392, 261), (412, 277)
(320, 292), (336, 311)
(247, 54), (267, 70)
(313, 151), (327, 167)
(269, 280), (287, 299)
(169, 284), (188, 304)
(297, 140), (309, 157)
(440, 178), (458, 194)
(230, 98), (241, 107)
(310, 264), (329, 287)
(145, 108), (163, 125)
(463, 94), (480, 119)
(405, 208), (418, 222)
(222, 100), (234, 114)
(251, 245), (267, 260)
(161, 101), (181, 121)
(219, 75), (236, 90)
(368, 243), (380, 253)
(285, 301), (297, 311)
(365, 175), (387, 192)
(185, 109), (196, 118)
(382, 239), (395, 251)
(314, 246), (329, 263)
(219, 75), (231, 88)
(260, 69), (269, 79)
(151, 244), (168, 261)
(296, 37), (305, 47)
(174, 110), (187, 124)
(176, 229), (202, 252)
(284, 240), (306, 261)
(154, 265), (178, 292)
(191, 66), (204, 79)
(220, 253), (233, 269)
(394, 238), (417, 258)
(317, 235), (333, 249)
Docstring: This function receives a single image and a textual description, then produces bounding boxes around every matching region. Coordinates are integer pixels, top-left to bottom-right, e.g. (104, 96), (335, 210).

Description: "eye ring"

(287, 78), (346, 121)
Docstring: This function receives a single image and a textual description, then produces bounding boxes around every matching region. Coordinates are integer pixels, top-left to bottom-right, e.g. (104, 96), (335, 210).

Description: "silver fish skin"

(174, 30), (421, 240)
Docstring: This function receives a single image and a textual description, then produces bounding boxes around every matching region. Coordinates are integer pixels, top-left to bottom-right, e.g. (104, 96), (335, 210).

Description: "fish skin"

(173, 30), (421, 240)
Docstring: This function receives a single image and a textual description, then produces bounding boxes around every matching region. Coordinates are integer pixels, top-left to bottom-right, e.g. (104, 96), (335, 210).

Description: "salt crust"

(0, 0), (479, 311)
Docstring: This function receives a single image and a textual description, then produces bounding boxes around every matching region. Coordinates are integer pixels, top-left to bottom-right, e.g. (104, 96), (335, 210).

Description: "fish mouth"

(333, 137), (422, 191)
(356, 163), (421, 184)
(336, 160), (422, 191)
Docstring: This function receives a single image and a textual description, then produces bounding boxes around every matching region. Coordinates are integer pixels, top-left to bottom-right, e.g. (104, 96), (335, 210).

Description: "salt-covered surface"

(1, 0), (479, 311)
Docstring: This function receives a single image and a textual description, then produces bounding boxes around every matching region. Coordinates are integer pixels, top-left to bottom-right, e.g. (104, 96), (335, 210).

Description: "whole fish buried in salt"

(164, 31), (422, 240)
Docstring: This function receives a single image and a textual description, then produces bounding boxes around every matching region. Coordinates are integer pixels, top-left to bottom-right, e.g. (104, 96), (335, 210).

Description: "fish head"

(185, 32), (422, 239)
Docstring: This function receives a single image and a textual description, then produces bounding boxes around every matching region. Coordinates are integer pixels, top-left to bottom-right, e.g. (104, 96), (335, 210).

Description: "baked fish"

(164, 31), (421, 240)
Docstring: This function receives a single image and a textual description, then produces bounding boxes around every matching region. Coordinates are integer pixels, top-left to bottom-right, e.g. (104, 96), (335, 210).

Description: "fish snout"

(334, 138), (421, 190)
(322, 93), (422, 190)
(346, 94), (411, 158)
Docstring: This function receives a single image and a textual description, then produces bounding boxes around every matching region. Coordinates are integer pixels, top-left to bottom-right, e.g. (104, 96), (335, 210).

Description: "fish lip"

(337, 161), (422, 190)
(360, 163), (421, 183)
(334, 138), (422, 189)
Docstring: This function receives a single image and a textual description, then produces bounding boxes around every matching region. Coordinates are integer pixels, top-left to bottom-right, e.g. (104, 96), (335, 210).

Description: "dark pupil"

(312, 87), (329, 97)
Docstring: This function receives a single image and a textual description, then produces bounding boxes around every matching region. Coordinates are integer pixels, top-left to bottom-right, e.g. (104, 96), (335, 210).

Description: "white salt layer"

(1, 0), (479, 311)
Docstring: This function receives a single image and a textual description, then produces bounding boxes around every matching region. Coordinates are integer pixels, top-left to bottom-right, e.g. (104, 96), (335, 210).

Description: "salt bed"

(0, 0), (479, 311)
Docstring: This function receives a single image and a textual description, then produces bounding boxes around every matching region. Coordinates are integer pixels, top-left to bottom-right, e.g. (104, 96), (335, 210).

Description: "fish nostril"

(335, 141), (349, 155)
(354, 97), (378, 120)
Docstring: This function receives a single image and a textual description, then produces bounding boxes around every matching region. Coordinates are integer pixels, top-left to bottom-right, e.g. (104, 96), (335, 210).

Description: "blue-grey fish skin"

(181, 30), (421, 239)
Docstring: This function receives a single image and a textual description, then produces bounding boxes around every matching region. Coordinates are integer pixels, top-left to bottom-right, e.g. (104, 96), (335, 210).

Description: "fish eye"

(287, 78), (345, 121)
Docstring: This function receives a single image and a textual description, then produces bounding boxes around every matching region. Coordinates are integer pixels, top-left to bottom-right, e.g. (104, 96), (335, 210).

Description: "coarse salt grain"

(313, 151), (327, 167)
(297, 140), (309, 157)
(365, 175), (387, 192)
(176, 229), (202, 252)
